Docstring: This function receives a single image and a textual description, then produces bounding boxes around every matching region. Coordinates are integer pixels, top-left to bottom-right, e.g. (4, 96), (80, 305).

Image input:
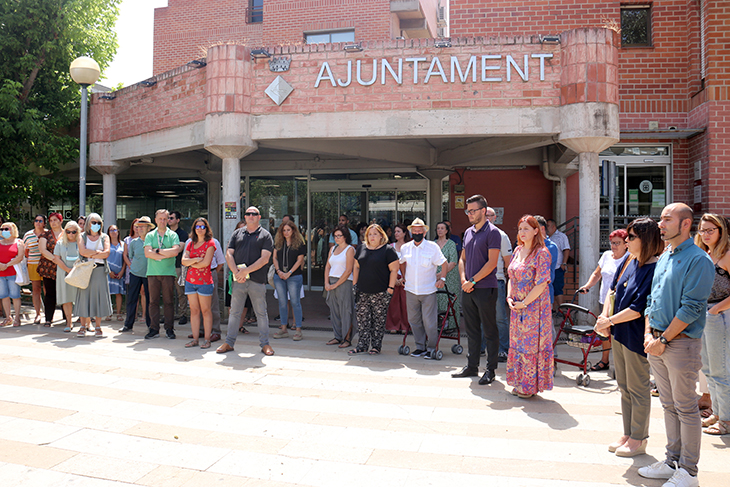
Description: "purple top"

(463, 220), (502, 288)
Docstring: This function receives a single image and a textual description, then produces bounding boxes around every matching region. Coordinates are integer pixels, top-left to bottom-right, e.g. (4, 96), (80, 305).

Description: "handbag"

(267, 264), (276, 287)
(14, 258), (30, 286)
(64, 259), (95, 289)
(177, 266), (188, 287)
(606, 255), (634, 316)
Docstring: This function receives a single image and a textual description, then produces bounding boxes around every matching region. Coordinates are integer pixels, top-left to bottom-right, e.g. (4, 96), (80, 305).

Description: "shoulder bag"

(14, 256), (30, 286)
(64, 258), (95, 289)
(606, 255), (634, 316)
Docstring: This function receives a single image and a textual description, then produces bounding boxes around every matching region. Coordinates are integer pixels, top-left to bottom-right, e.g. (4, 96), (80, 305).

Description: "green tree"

(0, 0), (120, 219)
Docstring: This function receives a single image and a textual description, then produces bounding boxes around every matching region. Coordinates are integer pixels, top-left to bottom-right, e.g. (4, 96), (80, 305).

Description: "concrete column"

(419, 169), (451, 235)
(578, 151), (600, 310)
(102, 173), (117, 227)
(221, 157), (241, 247)
(201, 170), (222, 239)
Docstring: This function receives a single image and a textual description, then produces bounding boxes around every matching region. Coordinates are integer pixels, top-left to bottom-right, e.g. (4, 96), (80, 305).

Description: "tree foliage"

(0, 0), (120, 219)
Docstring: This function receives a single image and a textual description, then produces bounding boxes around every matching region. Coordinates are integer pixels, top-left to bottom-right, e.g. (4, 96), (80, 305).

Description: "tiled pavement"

(0, 307), (727, 487)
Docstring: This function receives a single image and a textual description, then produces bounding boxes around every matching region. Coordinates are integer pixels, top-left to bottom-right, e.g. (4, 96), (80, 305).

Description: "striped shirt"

(23, 230), (42, 264)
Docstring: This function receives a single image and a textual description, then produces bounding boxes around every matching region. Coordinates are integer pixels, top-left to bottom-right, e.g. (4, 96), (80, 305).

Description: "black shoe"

(480, 350), (486, 356)
(160, 317), (165, 324)
(166, 330), (176, 339)
(451, 366), (479, 378)
(145, 330), (160, 339)
(410, 349), (426, 357)
(120, 326), (133, 333)
(479, 369), (497, 385)
(423, 350), (436, 360)
(498, 351), (508, 363)
(178, 316), (188, 325)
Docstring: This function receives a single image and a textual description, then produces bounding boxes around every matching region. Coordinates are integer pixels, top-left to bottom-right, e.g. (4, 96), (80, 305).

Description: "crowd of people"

(0, 196), (728, 487)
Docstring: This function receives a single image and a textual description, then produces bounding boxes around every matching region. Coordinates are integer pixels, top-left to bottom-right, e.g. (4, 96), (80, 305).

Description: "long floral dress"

(506, 245), (554, 395)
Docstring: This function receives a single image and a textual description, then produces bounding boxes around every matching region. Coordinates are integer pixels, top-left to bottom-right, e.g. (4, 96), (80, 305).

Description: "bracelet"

(388, 286), (394, 290)
(608, 318), (615, 326)
(470, 279), (476, 285)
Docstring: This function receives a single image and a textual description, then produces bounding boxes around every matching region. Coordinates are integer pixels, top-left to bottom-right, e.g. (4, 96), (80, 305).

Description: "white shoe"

(662, 467), (699, 487)
(638, 460), (676, 480)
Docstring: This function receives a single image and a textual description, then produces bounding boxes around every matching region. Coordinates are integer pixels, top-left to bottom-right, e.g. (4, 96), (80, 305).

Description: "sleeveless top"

(86, 235), (105, 264)
(328, 245), (353, 280)
(707, 263), (730, 304)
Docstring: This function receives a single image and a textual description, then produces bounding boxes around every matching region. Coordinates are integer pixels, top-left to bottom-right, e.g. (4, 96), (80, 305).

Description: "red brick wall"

(90, 65), (207, 143)
(153, 0), (393, 75)
(450, 1), (699, 131)
(449, 167), (553, 243)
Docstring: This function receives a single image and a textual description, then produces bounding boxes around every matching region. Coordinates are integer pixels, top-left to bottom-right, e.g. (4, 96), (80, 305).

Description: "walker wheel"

(576, 373), (584, 385)
(452, 344), (463, 355)
(398, 345), (404, 355)
(435, 350), (444, 361)
(582, 375), (591, 387)
(402, 346), (410, 356)
(584, 361), (592, 372)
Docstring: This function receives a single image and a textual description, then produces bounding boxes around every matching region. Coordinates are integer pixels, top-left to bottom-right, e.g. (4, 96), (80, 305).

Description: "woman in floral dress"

(506, 215), (553, 398)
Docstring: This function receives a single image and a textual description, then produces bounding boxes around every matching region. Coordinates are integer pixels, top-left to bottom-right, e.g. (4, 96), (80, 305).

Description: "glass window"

(621, 6), (651, 47)
(305, 30), (355, 44)
(249, 0), (263, 23)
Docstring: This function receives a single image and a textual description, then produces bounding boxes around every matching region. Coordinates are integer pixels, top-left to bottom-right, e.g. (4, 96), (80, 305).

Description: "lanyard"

(157, 230), (165, 250)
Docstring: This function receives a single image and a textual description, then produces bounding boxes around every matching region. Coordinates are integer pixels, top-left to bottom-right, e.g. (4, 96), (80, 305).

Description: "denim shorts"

(0, 275), (21, 300)
(184, 281), (214, 296)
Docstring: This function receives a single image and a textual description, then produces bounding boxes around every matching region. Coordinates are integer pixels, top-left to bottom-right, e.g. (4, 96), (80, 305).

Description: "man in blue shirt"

(639, 203), (713, 487)
(535, 216), (558, 304)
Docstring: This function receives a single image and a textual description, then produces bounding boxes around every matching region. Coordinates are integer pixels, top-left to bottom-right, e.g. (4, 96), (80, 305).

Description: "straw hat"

(137, 216), (155, 226)
(407, 218), (429, 233)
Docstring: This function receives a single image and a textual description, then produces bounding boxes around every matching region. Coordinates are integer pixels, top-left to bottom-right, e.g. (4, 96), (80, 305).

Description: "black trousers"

(42, 277), (57, 324)
(125, 274), (150, 328)
(462, 287), (499, 371)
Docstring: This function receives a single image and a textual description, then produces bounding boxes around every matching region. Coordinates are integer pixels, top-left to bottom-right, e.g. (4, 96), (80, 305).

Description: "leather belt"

(650, 328), (689, 339)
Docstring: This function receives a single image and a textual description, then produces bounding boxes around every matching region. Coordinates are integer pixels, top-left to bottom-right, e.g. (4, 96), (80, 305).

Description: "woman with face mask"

(53, 221), (81, 332)
(0, 222), (26, 327)
(75, 213), (113, 337)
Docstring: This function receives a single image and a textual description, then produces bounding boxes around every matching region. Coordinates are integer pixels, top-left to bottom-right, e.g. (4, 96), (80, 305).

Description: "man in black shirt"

(217, 206), (275, 356)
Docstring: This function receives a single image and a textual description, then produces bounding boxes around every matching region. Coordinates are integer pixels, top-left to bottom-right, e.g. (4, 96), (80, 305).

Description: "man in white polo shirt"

(399, 218), (447, 360)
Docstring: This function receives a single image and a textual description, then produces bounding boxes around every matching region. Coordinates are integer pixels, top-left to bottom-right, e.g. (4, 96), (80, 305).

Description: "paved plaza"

(0, 304), (727, 487)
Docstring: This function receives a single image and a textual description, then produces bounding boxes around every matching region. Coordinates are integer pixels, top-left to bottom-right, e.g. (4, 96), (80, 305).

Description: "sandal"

(326, 338), (341, 346)
(348, 347), (366, 355)
(77, 327), (87, 337)
(43, 322), (51, 327)
(238, 325), (250, 334)
(704, 420), (730, 435)
(33, 316), (41, 324)
(95, 327), (103, 337)
(702, 414), (719, 428)
(13, 317), (21, 327)
(701, 407), (714, 419)
(590, 361), (609, 371)
(200, 340), (211, 349)
(273, 329), (289, 339)
(368, 348), (380, 355)
(338, 340), (351, 349)
(117, 314), (124, 322)
(2, 317), (13, 327)
(63, 326), (73, 333)
(185, 340), (199, 348)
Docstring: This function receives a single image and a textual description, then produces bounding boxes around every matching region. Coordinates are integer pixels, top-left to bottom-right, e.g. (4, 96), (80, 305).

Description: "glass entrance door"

(308, 180), (428, 290)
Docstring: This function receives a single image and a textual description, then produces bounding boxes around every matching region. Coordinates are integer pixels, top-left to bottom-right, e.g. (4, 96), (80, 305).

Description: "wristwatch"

(155, 248), (160, 254)
(659, 335), (669, 345)
(440, 277), (446, 282)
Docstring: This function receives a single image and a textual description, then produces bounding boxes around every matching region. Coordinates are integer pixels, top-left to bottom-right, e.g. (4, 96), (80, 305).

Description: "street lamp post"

(70, 56), (101, 218)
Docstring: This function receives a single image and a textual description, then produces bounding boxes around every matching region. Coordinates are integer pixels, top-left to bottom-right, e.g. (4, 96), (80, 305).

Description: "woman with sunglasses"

(53, 221), (81, 332)
(75, 213), (113, 337)
(595, 218), (662, 456)
(181, 217), (216, 348)
(23, 214), (47, 323)
(106, 224), (126, 322)
(37, 212), (64, 327)
(577, 229), (630, 372)
(0, 222), (26, 327)
(696, 213), (730, 436)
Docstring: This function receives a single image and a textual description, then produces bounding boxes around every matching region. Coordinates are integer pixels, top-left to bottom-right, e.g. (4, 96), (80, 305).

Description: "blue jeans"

(0, 275), (21, 300)
(273, 273), (303, 328)
(702, 309), (730, 421)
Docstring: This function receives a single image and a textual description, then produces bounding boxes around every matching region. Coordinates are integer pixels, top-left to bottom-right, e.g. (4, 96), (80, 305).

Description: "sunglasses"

(35, 219), (45, 223)
(66, 230), (77, 234)
(627, 234), (639, 241)
(244, 212), (260, 216)
(109, 229), (118, 232)
(195, 224), (206, 229)
(334, 234), (344, 238)
(90, 221), (101, 225)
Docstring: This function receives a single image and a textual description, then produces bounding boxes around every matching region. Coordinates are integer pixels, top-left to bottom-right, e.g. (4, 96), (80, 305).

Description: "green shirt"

(144, 227), (180, 277)
(128, 237), (148, 278)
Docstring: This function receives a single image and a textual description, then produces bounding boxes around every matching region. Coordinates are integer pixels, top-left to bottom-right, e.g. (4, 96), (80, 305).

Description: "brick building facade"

(81, 0), (729, 304)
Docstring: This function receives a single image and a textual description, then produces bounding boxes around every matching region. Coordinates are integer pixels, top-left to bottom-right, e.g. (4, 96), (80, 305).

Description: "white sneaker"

(638, 460), (676, 480)
(662, 467), (699, 487)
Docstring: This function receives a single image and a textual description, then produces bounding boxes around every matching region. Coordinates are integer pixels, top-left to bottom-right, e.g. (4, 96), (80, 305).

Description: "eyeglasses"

(627, 234), (639, 241)
(195, 225), (206, 229)
(464, 209), (481, 216)
(109, 229), (118, 232)
(698, 227), (718, 236)
(244, 212), (260, 216)
(65, 230), (77, 234)
(334, 234), (344, 238)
